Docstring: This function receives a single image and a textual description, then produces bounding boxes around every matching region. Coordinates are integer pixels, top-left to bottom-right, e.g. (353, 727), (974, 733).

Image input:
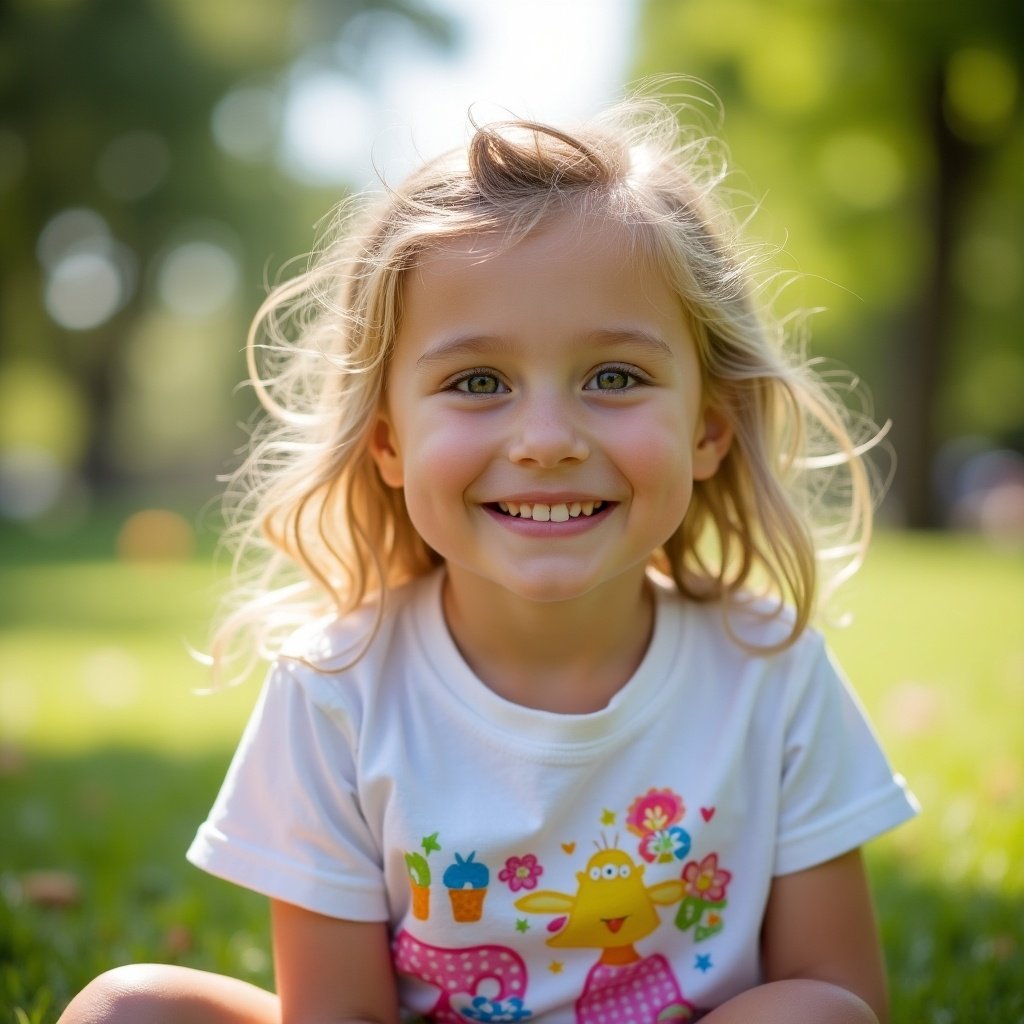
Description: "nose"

(507, 394), (590, 467)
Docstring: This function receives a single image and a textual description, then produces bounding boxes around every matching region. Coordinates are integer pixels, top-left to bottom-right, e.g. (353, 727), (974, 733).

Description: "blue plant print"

(459, 995), (533, 1021)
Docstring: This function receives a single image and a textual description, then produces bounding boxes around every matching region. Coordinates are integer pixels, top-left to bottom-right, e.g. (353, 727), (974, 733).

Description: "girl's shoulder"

(657, 582), (843, 716)
(274, 571), (440, 694)
(656, 576), (827, 665)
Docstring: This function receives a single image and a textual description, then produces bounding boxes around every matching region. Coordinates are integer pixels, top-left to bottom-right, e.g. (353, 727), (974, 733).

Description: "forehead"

(395, 213), (687, 351)
(410, 212), (653, 283)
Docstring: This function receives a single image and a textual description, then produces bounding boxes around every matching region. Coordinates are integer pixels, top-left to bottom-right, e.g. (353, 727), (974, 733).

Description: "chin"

(510, 583), (593, 605)
(495, 570), (621, 606)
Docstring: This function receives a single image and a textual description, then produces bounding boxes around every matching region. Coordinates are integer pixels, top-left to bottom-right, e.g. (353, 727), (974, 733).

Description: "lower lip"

(482, 503), (615, 536)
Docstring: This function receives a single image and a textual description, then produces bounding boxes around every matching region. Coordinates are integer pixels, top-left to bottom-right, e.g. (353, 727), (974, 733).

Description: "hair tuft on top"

(468, 119), (619, 195)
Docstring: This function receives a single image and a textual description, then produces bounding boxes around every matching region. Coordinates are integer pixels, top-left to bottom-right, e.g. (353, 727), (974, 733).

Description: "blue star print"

(695, 953), (713, 972)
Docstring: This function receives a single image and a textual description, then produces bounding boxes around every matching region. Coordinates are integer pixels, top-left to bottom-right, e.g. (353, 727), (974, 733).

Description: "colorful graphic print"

(626, 788), (692, 864)
(499, 854), (544, 893)
(458, 995), (533, 1021)
(396, 787), (731, 1021)
(405, 851), (432, 921)
(406, 837), (500, 926)
(577, 954), (695, 1023)
(393, 930), (530, 1024)
(444, 851), (491, 923)
(675, 854), (732, 942)
(515, 845), (694, 1022)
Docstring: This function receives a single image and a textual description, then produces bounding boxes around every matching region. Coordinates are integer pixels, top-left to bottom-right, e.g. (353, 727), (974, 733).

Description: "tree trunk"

(894, 66), (975, 528)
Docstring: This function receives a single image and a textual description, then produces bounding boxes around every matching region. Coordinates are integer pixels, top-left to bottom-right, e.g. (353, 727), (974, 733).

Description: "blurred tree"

(0, 0), (451, 502)
(633, 0), (1024, 526)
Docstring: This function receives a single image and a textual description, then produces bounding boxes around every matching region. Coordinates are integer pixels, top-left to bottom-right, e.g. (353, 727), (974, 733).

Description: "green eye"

(597, 370), (629, 389)
(588, 367), (638, 391)
(456, 373), (501, 394)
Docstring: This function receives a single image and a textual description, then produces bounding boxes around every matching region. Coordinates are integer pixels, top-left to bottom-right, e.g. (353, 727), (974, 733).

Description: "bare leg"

(57, 964), (279, 1024)
(700, 980), (880, 1024)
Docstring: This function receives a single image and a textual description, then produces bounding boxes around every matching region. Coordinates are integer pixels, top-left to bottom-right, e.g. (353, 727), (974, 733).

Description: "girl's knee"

(60, 964), (279, 1024)
(60, 964), (197, 1024)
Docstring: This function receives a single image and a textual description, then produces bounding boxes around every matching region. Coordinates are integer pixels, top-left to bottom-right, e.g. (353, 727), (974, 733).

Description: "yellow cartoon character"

(516, 846), (695, 1022)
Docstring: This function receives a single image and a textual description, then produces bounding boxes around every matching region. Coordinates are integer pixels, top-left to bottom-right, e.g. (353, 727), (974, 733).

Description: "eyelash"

(445, 364), (650, 394)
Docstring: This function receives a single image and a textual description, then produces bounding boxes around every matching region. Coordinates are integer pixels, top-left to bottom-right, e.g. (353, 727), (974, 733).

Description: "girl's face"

(370, 213), (731, 608)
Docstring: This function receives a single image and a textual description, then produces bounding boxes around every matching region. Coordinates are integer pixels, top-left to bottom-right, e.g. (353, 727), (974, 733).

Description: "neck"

(441, 569), (655, 714)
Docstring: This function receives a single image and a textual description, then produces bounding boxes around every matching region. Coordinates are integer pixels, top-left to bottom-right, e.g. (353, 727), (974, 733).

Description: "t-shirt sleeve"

(186, 660), (389, 921)
(773, 639), (919, 876)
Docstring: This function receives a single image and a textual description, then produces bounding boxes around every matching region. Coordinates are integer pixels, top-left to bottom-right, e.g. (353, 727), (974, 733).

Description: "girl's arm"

(702, 849), (888, 1024)
(271, 900), (400, 1024)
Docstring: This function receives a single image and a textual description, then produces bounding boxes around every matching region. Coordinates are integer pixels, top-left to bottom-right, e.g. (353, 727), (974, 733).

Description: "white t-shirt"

(188, 570), (917, 1021)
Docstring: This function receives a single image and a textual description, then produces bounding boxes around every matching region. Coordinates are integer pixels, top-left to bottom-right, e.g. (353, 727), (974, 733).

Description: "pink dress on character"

(577, 954), (695, 1023)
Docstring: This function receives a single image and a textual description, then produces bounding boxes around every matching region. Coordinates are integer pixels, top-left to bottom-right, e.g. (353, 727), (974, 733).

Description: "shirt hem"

(187, 827), (389, 922)
(773, 782), (919, 876)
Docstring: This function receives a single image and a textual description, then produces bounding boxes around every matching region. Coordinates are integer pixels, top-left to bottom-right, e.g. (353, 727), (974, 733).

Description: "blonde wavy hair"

(209, 88), (888, 684)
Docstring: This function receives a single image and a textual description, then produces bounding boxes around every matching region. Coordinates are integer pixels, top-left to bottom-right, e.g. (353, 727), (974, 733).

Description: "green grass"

(1, 528), (1022, 1022)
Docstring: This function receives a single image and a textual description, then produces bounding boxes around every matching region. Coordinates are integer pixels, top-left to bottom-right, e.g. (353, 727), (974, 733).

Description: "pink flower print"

(626, 788), (685, 838)
(681, 853), (732, 903)
(499, 854), (543, 893)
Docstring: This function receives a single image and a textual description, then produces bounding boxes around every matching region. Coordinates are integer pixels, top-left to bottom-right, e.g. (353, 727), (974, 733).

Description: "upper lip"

(487, 494), (609, 504)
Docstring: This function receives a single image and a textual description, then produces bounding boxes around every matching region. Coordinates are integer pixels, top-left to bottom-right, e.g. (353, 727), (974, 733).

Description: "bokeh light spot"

(945, 47), (1017, 142)
(280, 70), (372, 184)
(38, 209), (135, 331)
(81, 647), (142, 709)
(0, 446), (65, 519)
(229, 931), (270, 976)
(211, 85), (281, 161)
(36, 208), (109, 271)
(881, 681), (942, 738)
(0, 675), (39, 735)
(44, 250), (126, 331)
(819, 132), (904, 209)
(741, 21), (829, 115)
(0, 360), (88, 465)
(117, 508), (196, 562)
(157, 240), (240, 318)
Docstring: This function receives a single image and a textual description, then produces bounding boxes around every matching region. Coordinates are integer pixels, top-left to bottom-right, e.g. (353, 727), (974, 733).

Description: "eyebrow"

(414, 328), (675, 370)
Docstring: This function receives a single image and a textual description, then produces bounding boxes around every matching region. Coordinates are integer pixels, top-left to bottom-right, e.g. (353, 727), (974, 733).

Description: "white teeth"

(498, 500), (605, 521)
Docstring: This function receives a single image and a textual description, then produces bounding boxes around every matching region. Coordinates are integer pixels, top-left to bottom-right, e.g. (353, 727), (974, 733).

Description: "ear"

(368, 411), (404, 489)
(692, 404), (733, 481)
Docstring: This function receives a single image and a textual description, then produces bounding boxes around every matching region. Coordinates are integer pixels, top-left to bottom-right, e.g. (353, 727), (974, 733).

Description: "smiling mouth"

(493, 500), (607, 523)
(602, 916), (627, 934)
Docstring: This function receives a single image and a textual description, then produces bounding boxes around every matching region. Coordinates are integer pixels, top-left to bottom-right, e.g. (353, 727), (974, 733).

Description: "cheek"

(397, 422), (491, 563)
(399, 416), (492, 504)
(605, 411), (696, 493)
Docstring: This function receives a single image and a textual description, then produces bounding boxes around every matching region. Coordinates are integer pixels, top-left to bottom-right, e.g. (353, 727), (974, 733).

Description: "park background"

(1, 0), (1022, 1020)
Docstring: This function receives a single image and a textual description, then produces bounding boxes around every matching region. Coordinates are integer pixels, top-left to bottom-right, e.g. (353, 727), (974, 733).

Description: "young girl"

(60, 93), (917, 1024)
